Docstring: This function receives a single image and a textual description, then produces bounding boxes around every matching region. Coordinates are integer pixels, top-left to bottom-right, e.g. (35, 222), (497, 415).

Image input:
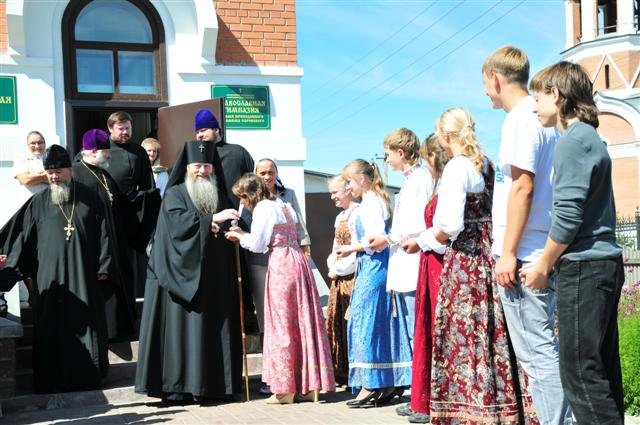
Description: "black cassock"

(135, 183), (242, 399)
(72, 159), (137, 342)
(0, 182), (111, 393)
(107, 138), (155, 200)
(215, 141), (254, 210)
(108, 138), (160, 297)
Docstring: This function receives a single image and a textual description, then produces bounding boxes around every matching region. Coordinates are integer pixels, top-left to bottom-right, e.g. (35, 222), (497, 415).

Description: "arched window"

(62, 0), (166, 100)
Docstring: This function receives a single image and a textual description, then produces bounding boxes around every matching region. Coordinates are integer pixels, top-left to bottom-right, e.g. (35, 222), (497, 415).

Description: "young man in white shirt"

(482, 46), (572, 425)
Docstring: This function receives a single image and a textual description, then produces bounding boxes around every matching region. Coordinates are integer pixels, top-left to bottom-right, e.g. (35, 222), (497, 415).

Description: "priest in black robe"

(192, 108), (259, 334)
(106, 111), (160, 297)
(72, 129), (137, 342)
(0, 145), (111, 393)
(135, 140), (243, 403)
(193, 108), (254, 209)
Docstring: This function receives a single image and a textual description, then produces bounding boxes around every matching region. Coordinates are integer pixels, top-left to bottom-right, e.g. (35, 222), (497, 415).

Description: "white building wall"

(0, 0), (307, 226)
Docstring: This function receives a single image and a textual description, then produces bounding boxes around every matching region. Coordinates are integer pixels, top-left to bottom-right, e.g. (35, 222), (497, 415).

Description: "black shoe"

(408, 412), (430, 423)
(258, 384), (272, 395)
(396, 403), (414, 417)
(376, 387), (404, 406)
(346, 389), (382, 408)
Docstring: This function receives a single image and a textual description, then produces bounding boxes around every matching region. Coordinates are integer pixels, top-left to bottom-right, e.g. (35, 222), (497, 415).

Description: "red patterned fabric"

(261, 206), (335, 395)
(410, 195), (443, 414)
(429, 163), (539, 424)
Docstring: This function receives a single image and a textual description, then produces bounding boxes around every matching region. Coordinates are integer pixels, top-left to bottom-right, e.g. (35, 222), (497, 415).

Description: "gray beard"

(185, 174), (218, 213)
(95, 159), (110, 170)
(50, 182), (71, 206)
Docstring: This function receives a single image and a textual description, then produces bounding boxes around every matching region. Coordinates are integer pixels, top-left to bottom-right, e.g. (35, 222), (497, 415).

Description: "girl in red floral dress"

(427, 108), (538, 424)
(399, 134), (450, 424)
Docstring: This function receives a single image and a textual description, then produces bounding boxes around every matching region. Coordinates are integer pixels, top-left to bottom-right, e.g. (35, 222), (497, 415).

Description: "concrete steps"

(3, 303), (264, 415)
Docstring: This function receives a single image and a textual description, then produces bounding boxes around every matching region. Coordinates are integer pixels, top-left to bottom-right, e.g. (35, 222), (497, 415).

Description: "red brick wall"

(0, 0), (7, 54)
(215, 0), (297, 66)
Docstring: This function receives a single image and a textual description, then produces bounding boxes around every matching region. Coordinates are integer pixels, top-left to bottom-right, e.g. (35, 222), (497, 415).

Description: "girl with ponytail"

(425, 107), (531, 423)
(337, 158), (412, 407)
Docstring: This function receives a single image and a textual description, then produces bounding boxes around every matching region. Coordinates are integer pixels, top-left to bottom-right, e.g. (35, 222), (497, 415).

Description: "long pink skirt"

(262, 244), (335, 395)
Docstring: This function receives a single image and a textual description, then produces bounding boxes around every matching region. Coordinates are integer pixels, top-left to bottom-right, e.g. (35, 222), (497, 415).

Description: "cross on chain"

(64, 223), (75, 241)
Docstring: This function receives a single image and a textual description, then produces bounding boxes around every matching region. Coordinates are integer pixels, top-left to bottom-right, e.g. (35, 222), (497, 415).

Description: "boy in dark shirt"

(522, 61), (624, 425)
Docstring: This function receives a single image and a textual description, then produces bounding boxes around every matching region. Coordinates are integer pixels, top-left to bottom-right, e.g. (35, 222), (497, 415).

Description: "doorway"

(67, 107), (158, 157)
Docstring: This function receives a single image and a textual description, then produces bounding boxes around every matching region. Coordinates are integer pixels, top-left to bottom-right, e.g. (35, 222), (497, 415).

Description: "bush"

(619, 315), (640, 415)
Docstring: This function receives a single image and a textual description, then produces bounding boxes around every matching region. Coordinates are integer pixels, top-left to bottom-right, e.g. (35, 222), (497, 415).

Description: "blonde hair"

(141, 138), (161, 151)
(436, 108), (485, 172)
(327, 174), (347, 190)
(341, 159), (391, 214)
(383, 127), (420, 164)
(482, 45), (529, 86)
(141, 137), (162, 165)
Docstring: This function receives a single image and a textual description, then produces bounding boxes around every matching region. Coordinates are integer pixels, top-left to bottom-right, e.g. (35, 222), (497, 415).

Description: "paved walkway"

(2, 387), (410, 424)
(3, 386), (640, 424)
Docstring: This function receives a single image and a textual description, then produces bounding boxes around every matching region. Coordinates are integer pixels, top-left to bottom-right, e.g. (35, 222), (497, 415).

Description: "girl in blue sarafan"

(336, 159), (412, 408)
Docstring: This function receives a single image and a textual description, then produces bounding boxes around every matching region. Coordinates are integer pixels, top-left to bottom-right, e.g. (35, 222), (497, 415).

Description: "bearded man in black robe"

(0, 145), (111, 393)
(192, 108), (259, 335)
(107, 111), (160, 297)
(193, 108), (254, 209)
(72, 129), (137, 342)
(135, 140), (243, 403)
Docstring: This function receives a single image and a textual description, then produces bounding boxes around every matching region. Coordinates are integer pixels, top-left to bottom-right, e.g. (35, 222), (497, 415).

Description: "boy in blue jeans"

(522, 61), (625, 425)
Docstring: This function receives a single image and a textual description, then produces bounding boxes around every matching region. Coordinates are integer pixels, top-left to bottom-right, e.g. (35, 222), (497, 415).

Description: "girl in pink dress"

(226, 173), (335, 404)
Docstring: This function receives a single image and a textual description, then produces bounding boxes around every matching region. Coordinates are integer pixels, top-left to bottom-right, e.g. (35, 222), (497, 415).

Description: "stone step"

(2, 354), (264, 415)
(2, 376), (268, 416)
(8, 352), (263, 405)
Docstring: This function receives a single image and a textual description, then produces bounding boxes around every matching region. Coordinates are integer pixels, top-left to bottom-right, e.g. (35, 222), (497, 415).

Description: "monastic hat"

(165, 139), (227, 192)
(82, 129), (110, 150)
(43, 145), (71, 170)
(194, 108), (219, 131)
(185, 140), (215, 165)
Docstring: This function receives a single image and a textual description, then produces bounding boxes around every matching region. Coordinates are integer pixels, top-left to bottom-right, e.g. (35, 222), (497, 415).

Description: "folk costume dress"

(347, 192), (412, 392)
(325, 204), (359, 385)
(428, 156), (538, 424)
(410, 194), (444, 415)
(239, 198), (335, 395)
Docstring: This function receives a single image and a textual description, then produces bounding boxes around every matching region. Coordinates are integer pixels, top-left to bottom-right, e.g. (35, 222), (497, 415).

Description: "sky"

(296, 0), (567, 187)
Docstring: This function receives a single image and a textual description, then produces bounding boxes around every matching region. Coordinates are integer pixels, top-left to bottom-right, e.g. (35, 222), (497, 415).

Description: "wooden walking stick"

(232, 220), (251, 402)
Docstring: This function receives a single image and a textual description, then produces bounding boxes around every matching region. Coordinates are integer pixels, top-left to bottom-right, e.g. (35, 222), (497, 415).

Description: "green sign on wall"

(211, 85), (270, 130)
(0, 76), (18, 124)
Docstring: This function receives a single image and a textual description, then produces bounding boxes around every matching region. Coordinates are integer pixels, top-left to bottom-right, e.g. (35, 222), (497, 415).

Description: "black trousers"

(556, 256), (625, 425)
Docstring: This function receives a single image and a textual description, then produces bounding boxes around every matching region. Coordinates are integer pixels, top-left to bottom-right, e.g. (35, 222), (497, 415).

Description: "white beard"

(95, 151), (110, 170)
(185, 174), (218, 213)
(50, 182), (71, 206)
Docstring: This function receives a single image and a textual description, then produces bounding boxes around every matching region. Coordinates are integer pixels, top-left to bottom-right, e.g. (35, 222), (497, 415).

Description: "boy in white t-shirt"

(369, 128), (433, 345)
(482, 46), (572, 425)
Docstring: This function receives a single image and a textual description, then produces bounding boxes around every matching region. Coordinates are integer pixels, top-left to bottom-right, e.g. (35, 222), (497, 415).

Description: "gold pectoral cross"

(64, 222), (75, 241)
